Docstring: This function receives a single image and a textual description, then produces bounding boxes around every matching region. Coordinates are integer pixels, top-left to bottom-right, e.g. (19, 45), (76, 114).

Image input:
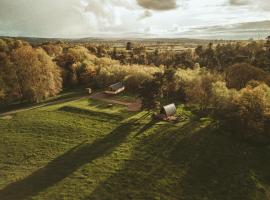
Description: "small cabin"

(160, 104), (177, 118)
(86, 88), (92, 94)
(105, 82), (125, 95)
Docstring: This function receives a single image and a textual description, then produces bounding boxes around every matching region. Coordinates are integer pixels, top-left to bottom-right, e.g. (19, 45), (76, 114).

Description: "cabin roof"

(109, 82), (124, 91)
(161, 103), (177, 117)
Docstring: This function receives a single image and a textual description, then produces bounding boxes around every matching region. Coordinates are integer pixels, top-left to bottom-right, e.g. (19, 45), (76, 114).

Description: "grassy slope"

(0, 98), (270, 200)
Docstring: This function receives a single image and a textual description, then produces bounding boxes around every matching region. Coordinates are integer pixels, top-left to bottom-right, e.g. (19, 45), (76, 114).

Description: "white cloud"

(0, 0), (92, 38)
(0, 0), (269, 39)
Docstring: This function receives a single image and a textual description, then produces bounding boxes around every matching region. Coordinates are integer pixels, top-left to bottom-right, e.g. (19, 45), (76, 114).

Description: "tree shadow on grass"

(87, 122), (270, 200)
(171, 125), (270, 200)
(134, 114), (157, 136)
(59, 106), (124, 122)
(0, 121), (139, 200)
(87, 121), (201, 200)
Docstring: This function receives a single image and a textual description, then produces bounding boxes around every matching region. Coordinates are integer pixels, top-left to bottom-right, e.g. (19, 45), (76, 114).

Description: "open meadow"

(1, 95), (270, 200)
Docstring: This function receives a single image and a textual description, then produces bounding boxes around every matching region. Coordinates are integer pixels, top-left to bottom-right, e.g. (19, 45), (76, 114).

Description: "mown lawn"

(0, 98), (270, 200)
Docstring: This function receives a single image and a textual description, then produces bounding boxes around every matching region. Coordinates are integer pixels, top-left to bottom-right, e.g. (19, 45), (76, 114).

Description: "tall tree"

(11, 46), (62, 103)
(139, 72), (164, 111)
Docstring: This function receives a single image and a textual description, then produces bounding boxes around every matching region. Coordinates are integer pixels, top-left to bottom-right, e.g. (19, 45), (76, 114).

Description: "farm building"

(105, 82), (125, 95)
(160, 104), (177, 117)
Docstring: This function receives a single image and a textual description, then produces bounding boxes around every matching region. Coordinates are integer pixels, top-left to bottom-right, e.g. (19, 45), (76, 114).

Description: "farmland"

(0, 96), (270, 200)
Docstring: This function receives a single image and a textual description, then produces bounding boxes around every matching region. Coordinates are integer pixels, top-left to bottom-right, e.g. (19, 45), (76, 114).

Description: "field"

(0, 96), (270, 200)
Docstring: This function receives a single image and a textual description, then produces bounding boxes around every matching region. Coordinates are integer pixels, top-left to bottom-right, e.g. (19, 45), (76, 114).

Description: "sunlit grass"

(0, 98), (269, 200)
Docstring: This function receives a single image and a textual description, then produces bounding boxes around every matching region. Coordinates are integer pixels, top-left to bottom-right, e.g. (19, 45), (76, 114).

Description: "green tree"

(139, 72), (164, 110)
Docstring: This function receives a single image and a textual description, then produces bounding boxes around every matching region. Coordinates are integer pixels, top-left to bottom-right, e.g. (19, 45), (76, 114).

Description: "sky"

(0, 0), (270, 39)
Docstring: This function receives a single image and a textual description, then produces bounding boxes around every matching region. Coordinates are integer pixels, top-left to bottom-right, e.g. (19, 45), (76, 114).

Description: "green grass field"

(0, 97), (270, 200)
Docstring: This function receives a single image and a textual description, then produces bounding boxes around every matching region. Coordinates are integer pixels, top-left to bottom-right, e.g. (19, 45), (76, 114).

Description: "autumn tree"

(185, 72), (222, 111)
(226, 63), (270, 90)
(42, 43), (63, 57)
(212, 81), (270, 142)
(0, 39), (8, 52)
(10, 46), (62, 103)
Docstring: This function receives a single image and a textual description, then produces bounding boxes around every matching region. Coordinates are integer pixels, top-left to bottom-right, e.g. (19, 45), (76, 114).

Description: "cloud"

(84, 0), (138, 32)
(0, 0), (269, 39)
(0, 0), (91, 38)
(85, 0), (134, 17)
(229, 0), (250, 6)
(229, 0), (270, 10)
(0, 0), (138, 37)
(137, 0), (178, 11)
(178, 20), (270, 40)
(139, 10), (153, 19)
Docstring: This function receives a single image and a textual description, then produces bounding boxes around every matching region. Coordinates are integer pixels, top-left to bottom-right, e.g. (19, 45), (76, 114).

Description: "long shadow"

(87, 122), (270, 200)
(135, 118), (158, 136)
(59, 106), (124, 122)
(86, 121), (199, 200)
(0, 121), (138, 200)
(171, 125), (270, 200)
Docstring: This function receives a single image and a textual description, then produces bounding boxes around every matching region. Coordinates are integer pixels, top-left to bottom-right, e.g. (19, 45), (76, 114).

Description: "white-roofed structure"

(105, 82), (125, 95)
(160, 104), (177, 117)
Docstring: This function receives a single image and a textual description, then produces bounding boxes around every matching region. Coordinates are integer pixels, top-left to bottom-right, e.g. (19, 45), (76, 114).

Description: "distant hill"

(0, 35), (248, 46)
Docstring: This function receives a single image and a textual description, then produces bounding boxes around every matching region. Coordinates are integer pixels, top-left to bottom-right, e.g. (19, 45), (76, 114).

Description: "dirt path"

(0, 95), (88, 117)
(0, 92), (142, 117)
(90, 92), (142, 112)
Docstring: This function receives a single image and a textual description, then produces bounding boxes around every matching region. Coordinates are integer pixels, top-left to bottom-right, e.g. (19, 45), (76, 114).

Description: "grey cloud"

(137, 0), (178, 11)
(229, 0), (250, 6)
(229, 0), (270, 10)
(139, 10), (153, 19)
(179, 20), (270, 40)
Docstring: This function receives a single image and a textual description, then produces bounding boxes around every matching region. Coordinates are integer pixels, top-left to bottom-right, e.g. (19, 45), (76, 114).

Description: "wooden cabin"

(105, 82), (125, 95)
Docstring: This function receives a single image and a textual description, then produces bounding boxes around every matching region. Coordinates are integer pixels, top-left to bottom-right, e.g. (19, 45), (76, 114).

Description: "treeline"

(88, 38), (270, 73)
(0, 37), (270, 142)
(0, 39), (160, 103)
(0, 39), (62, 103)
